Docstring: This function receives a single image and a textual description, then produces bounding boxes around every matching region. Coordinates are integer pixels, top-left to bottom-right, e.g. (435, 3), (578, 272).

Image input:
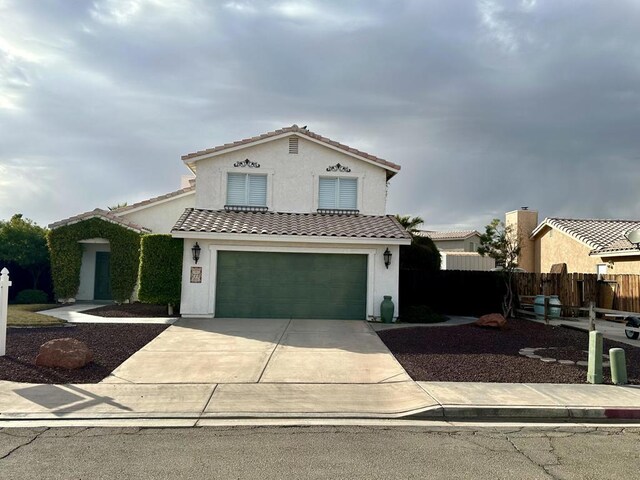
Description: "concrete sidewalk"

(529, 315), (640, 347)
(3, 313), (640, 425)
(1, 380), (640, 425)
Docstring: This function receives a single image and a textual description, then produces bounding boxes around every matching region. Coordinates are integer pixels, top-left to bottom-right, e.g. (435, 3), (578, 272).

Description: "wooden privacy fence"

(514, 273), (640, 314)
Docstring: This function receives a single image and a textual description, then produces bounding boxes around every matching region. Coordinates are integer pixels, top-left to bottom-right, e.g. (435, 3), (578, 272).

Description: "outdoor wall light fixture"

(191, 242), (201, 264)
(383, 248), (392, 269)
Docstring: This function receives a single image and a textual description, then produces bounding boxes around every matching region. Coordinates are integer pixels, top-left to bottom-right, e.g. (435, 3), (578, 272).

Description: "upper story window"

(226, 173), (267, 209)
(318, 177), (358, 212)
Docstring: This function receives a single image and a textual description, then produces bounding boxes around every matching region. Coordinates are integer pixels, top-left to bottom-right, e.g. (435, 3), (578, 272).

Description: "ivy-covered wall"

(138, 234), (183, 305)
(47, 218), (141, 302)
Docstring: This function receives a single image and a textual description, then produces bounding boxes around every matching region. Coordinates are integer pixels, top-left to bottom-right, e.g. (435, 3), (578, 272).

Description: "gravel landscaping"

(377, 318), (640, 384)
(0, 324), (168, 384)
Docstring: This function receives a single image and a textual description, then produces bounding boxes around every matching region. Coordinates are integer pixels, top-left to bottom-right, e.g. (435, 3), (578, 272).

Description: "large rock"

(475, 313), (507, 329)
(35, 338), (93, 369)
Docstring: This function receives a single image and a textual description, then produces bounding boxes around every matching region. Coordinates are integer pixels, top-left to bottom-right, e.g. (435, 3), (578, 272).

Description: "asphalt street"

(1, 425), (639, 479)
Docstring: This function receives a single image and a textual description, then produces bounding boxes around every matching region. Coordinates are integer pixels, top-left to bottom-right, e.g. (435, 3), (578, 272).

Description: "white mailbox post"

(0, 267), (11, 356)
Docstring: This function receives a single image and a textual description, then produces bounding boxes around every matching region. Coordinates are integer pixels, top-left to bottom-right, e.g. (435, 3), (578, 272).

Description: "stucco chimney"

(505, 208), (538, 272)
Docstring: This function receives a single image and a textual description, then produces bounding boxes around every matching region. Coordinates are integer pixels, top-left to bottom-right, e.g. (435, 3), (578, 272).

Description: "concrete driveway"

(106, 318), (412, 385)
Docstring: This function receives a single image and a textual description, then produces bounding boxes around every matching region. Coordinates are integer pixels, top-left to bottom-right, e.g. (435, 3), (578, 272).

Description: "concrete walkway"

(39, 303), (178, 324)
(529, 315), (640, 347)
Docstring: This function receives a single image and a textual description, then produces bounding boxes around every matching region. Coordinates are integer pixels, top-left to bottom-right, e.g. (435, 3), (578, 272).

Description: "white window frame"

(226, 172), (268, 208)
(318, 176), (359, 211)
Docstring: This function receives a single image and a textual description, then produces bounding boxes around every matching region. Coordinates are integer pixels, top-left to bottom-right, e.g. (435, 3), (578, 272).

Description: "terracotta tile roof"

(417, 230), (480, 241)
(110, 186), (195, 214)
(535, 218), (640, 255)
(48, 209), (151, 233)
(172, 209), (412, 240)
(181, 124), (401, 174)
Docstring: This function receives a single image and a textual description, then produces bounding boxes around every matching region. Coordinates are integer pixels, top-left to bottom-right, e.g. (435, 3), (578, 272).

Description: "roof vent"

(289, 136), (298, 154)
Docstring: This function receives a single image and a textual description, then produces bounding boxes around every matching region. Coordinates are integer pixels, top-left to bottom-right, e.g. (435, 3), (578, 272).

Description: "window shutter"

(337, 178), (357, 209)
(248, 174), (267, 206)
(227, 173), (247, 205)
(319, 178), (337, 209)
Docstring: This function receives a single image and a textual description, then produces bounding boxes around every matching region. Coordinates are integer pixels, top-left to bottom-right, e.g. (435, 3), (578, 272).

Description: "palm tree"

(395, 214), (424, 234)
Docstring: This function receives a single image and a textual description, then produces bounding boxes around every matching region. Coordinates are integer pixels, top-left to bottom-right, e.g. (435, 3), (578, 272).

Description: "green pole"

(587, 330), (603, 384)
(609, 348), (628, 385)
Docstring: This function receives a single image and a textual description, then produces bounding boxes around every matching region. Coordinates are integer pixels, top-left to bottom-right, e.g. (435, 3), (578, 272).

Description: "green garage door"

(215, 251), (367, 319)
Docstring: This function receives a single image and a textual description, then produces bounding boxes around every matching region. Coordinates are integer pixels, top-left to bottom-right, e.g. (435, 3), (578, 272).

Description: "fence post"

(543, 296), (550, 325)
(588, 300), (595, 331)
(0, 267), (11, 357)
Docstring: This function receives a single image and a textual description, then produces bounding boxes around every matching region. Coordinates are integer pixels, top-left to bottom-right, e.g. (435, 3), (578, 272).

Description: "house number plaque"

(190, 267), (202, 283)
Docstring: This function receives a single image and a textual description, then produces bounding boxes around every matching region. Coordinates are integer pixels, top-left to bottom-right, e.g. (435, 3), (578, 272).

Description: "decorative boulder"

(475, 313), (507, 329)
(35, 338), (93, 369)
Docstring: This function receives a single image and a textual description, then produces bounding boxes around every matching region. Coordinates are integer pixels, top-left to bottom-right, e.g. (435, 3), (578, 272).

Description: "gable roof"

(181, 124), (401, 178)
(171, 208), (411, 241)
(109, 186), (195, 215)
(417, 230), (480, 241)
(531, 217), (640, 256)
(48, 208), (151, 233)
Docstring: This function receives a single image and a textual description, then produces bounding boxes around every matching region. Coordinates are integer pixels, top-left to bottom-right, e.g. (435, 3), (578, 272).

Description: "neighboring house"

(440, 252), (495, 271)
(49, 125), (411, 320)
(506, 208), (640, 274)
(417, 230), (481, 252)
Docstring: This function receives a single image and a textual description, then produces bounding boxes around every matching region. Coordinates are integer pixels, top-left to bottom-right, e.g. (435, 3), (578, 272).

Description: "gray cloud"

(1, 0), (640, 231)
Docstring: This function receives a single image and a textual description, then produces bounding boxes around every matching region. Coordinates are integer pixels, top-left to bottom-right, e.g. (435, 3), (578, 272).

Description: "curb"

(3, 406), (640, 425)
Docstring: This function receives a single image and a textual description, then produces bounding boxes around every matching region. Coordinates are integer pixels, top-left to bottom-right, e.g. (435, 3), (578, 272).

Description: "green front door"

(215, 252), (367, 319)
(94, 251), (112, 300)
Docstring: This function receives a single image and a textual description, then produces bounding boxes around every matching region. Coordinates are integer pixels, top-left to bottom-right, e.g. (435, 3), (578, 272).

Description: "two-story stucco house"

(49, 125), (411, 320)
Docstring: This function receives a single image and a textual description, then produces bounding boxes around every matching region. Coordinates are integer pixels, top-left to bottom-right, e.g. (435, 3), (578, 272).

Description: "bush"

(138, 235), (183, 306)
(400, 305), (448, 324)
(14, 289), (49, 304)
(399, 235), (441, 271)
(47, 217), (141, 302)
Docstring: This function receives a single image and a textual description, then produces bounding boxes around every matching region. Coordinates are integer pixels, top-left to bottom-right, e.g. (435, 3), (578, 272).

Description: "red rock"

(35, 338), (93, 369)
(475, 313), (507, 329)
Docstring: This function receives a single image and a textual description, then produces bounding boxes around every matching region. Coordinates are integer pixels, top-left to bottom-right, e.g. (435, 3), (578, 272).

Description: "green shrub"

(400, 305), (448, 324)
(399, 235), (441, 271)
(47, 218), (141, 302)
(14, 289), (49, 304)
(138, 234), (183, 306)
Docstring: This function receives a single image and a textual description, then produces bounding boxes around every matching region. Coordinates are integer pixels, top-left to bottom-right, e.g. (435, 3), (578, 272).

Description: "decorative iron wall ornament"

(234, 158), (260, 168)
(326, 163), (351, 172)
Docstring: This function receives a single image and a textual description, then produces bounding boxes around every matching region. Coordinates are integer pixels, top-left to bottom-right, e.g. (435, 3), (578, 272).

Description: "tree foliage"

(478, 218), (521, 317)
(394, 214), (425, 234)
(395, 214), (441, 271)
(0, 214), (49, 289)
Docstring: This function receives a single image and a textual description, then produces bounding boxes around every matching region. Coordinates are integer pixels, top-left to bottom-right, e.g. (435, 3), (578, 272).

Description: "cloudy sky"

(1, 0), (639, 231)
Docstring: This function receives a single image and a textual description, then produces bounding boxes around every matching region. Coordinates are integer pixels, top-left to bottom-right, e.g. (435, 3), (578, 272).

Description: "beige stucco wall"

(119, 191), (195, 233)
(193, 136), (389, 215)
(600, 255), (640, 274)
(537, 227), (604, 273)
(506, 209), (538, 272)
